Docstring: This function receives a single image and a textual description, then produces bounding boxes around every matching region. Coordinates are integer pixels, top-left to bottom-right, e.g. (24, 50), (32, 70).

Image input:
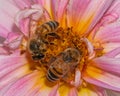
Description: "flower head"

(1, 0), (120, 96)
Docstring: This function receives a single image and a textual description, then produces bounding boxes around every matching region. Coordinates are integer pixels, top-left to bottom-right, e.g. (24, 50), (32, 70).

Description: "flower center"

(38, 27), (89, 65)
(25, 21), (96, 87)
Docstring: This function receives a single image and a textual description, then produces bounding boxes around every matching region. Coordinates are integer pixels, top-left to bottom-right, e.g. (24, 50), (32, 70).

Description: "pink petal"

(68, 88), (77, 96)
(74, 69), (81, 87)
(31, 4), (44, 20)
(56, 0), (69, 23)
(0, 65), (29, 90)
(15, 6), (43, 36)
(86, 0), (114, 35)
(94, 22), (120, 43)
(90, 11), (119, 40)
(107, 0), (120, 18)
(81, 38), (95, 59)
(83, 66), (120, 91)
(89, 85), (108, 96)
(3, 32), (23, 50)
(0, 47), (10, 55)
(0, 52), (28, 89)
(103, 42), (120, 53)
(13, 0), (32, 9)
(37, 0), (69, 26)
(104, 47), (120, 58)
(0, 0), (19, 32)
(92, 56), (120, 74)
(3, 71), (39, 96)
(37, 0), (45, 6)
(37, 0), (53, 19)
(67, 0), (114, 35)
(51, 0), (59, 20)
(70, 69), (82, 87)
(0, 80), (17, 96)
(0, 25), (10, 38)
(24, 86), (41, 96)
(0, 52), (27, 78)
(49, 84), (59, 96)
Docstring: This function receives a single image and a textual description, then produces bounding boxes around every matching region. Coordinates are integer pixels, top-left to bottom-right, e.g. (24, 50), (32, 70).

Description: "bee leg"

(46, 32), (60, 39)
(70, 68), (82, 87)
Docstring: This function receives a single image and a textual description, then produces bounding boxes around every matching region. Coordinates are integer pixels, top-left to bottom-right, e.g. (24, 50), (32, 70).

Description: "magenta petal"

(83, 66), (120, 91)
(68, 88), (78, 96)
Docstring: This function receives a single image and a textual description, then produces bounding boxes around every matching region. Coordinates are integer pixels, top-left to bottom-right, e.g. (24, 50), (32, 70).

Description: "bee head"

(63, 48), (81, 63)
(29, 39), (39, 52)
(29, 39), (46, 60)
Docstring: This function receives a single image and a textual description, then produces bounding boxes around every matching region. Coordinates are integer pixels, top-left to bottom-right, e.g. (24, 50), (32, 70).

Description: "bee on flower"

(1, 0), (120, 96)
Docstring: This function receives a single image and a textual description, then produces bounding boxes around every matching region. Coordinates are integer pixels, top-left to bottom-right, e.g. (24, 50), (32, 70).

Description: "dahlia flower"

(0, 0), (120, 96)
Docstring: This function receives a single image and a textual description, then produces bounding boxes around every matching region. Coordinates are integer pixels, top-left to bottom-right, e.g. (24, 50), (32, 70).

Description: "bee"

(35, 21), (60, 44)
(46, 48), (82, 82)
(28, 21), (60, 61)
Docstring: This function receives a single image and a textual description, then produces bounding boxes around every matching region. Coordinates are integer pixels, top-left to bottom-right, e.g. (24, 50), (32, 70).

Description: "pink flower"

(0, 0), (120, 96)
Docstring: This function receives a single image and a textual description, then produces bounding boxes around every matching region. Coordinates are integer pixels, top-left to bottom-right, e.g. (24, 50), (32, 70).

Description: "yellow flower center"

(21, 20), (103, 88)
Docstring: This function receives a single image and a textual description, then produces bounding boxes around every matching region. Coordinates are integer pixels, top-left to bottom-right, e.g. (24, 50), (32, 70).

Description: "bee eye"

(63, 53), (72, 62)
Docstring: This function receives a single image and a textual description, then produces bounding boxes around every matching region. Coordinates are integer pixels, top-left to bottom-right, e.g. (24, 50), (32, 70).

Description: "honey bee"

(46, 48), (82, 82)
(28, 21), (60, 61)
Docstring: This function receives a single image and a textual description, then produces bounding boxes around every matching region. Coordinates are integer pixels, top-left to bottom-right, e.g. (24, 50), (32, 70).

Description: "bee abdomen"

(36, 21), (59, 34)
(46, 69), (60, 82)
(46, 21), (59, 31)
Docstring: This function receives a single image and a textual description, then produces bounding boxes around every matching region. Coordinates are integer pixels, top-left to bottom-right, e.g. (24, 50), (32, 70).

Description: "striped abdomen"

(46, 66), (63, 82)
(36, 21), (59, 34)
